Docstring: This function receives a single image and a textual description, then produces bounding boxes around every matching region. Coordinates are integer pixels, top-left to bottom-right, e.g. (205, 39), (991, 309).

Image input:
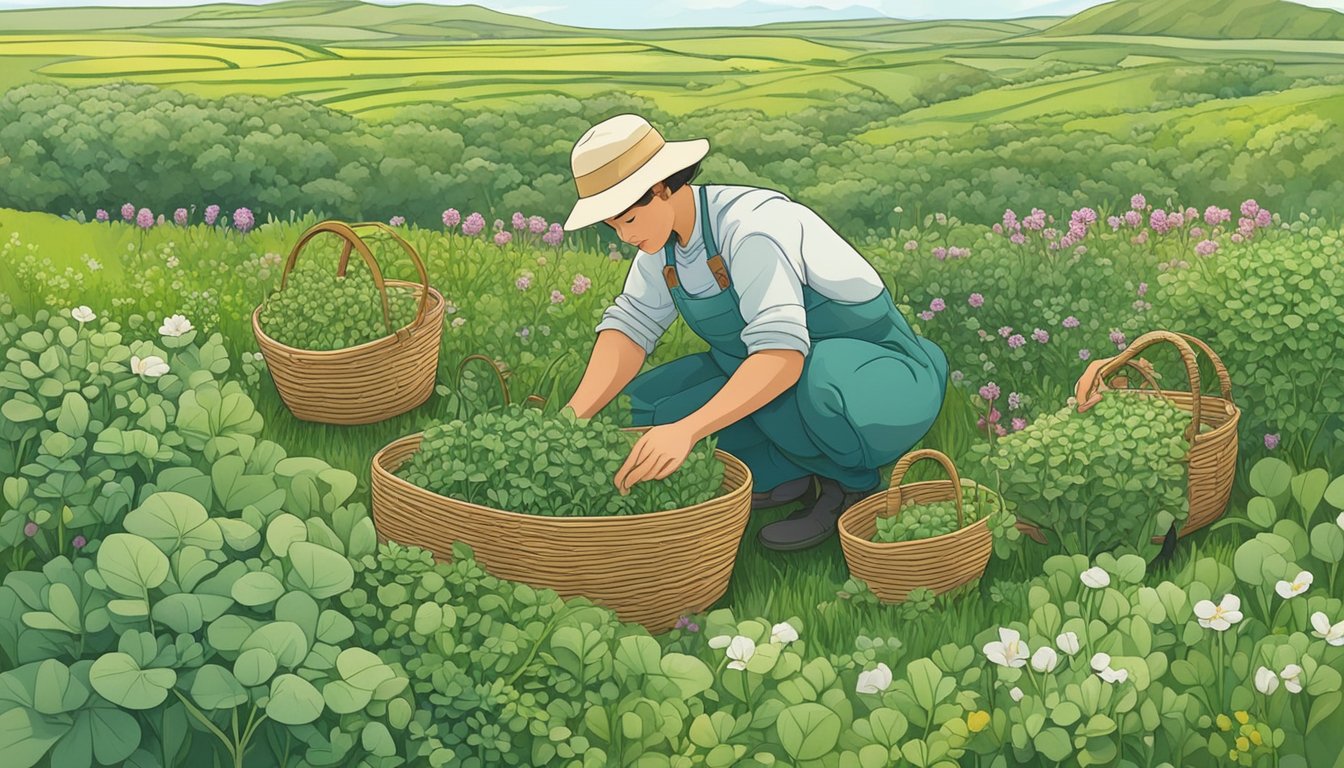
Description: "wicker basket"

(1071, 330), (1240, 538)
(369, 427), (753, 633)
(253, 220), (444, 425)
(838, 449), (998, 603)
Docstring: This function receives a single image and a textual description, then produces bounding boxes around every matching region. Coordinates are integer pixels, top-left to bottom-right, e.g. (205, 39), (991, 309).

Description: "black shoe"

(757, 478), (876, 551)
(751, 475), (818, 510)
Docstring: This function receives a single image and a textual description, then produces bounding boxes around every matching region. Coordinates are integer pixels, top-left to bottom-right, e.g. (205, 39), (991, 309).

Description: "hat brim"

(562, 138), (709, 231)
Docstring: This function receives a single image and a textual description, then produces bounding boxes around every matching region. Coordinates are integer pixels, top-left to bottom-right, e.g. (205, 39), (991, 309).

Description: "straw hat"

(562, 114), (709, 231)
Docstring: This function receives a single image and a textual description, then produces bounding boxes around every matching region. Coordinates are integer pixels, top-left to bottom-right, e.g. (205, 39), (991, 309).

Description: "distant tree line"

(1, 68), (1341, 238)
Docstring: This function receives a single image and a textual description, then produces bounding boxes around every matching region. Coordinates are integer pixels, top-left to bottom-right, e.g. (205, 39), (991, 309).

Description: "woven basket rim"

(838, 477), (998, 552)
(372, 432), (753, 524)
(252, 281), (444, 358)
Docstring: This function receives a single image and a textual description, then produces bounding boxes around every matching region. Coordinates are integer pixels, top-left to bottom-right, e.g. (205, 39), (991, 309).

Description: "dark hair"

(611, 160), (701, 220)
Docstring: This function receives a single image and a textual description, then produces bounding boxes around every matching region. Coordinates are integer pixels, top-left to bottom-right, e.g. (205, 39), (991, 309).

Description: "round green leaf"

(233, 648), (278, 688)
(322, 680), (372, 715)
(231, 571), (286, 607)
(1250, 458), (1293, 499)
(96, 534), (170, 598)
(361, 722), (396, 758)
(240, 622), (309, 669)
(123, 492), (222, 553)
(285, 542), (353, 600)
(266, 674), (324, 726)
(776, 703), (841, 761)
(190, 665), (248, 710)
(88, 653), (175, 710)
(265, 514), (307, 557)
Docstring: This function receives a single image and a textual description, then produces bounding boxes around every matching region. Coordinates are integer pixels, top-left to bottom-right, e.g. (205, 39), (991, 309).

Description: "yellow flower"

(967, 710), (991, 733)
(1216, 714), (1233, 731)
(1234, 710), (1250, 725)
(1250, 731), (1263, 746)
(1236, 737), (1250, 752)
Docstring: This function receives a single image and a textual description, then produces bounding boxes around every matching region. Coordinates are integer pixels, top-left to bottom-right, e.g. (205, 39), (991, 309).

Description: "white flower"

(71, 306), (96, 323)
(1056, 631), (1080, 656)
(1080, 567), (1111, 589)
(1280, 664), (1303, 694)
(725, 635), (755, 671)
(1254, 666), (1279, 695)
(983, 627), (1030, 668)
(1009, 686), (1024, 702)
(1310, 611), (1344, 646)
(770, 622), (799, 644)
(1031, 646), (1058, 673)
(159, 314), (194, 337)
(894, 206), (904, 213)
(856, 663), (893, 694)
(130, 355), (169, 378)
(1194, 594), (1243, 631)
(1275, 570), (1313, 599)
(1090, 652), (1112, 672)
(1337, 510), (1344, 530)
(708, 634), (731, 649)
(1099, 666), (1129, 684)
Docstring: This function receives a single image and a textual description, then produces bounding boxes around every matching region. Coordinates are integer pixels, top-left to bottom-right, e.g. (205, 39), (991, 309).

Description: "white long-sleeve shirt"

(595, 183), (887, 357)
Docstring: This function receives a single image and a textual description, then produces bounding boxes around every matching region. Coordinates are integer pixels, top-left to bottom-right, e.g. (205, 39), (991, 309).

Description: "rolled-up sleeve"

(730, 232), (810, 357)
(594, 253), (677, 355)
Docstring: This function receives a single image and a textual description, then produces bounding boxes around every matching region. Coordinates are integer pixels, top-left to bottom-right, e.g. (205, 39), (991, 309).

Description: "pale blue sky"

(0, 0), (1341, 28)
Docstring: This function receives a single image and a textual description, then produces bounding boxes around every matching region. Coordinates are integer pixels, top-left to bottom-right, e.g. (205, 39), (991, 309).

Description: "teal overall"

(625, 185), (950, 492)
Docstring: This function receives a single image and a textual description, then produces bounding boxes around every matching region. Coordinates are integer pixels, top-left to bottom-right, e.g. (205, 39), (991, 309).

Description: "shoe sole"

(757, 528), (833, 551)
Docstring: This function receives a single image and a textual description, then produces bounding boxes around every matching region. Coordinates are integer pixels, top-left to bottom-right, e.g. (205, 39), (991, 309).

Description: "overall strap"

(663, 185), (733, 292)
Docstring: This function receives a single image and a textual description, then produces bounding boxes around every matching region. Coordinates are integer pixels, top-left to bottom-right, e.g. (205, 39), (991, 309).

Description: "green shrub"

(395, 405), (725, 516)
(257, 260), (420, 350)
(973, 394), (1190, 556)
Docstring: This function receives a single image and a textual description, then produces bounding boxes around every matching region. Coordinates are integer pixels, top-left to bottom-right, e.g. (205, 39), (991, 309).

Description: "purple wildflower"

(1167, 211), (1184, 229)
(1072, 207), (1097, 225)
(389, 215), (406, 227)
(1032, 328), (1049, 344)
(1008, 392), (1022, 410)
(96, 209), (109, 222)
(1002, 209), (1019, 230)
(443, 208), (461, 228)
(512, 211), (527, 230)
(1137, 282), (1148, 297)
(1023, 208), (1046, 230)
(968, 293), (984, 308)
(930, 298), (946, 312)
(1231, 233), (1244, 244)
(1131, 193), (1146, 210)
(136, 208), (153, 229)
(1264, 433), (1280, 450)
(1195, 239), (1218, 256)
(494, 218), (505, 232)
(1110, 330), (1127, 349)
(948, 246), (971, 258)
(1008, 334), (1026, 349)
(528, 215), (547, 234)
(1079, 348), (1091, 360)
(462, 213), (485, 236)
(121, 203), (135, 221)
(998, 326), (1013, 338)
(1149, 210), (1168, 233)
(932, 246), (947, 260)
(174, 207), (188, 226)
(1062, 316), (1079, 328)
(516, 275), (532, 291)
(24, 521), (38, 537)
(495, 231), (512, 246)
(904, 240), (918, 251)
(1241, 199), (1260, 218)
(979, 382), (1000, 402)
(233, 207), (255, 233)
(1255, 209), (1272, 227)
(918, 310), (935, 321)
(1011, 417), (1027, 431)
(72, 535), (87, 549)
(542, 229), (563, 246)
(1010, 232), (1026, 245)
(1107, 215), (1121, 230)
(1124, 210), (1142, 228)
(204, 204), (220, 226)
(550, 290), (565, 304)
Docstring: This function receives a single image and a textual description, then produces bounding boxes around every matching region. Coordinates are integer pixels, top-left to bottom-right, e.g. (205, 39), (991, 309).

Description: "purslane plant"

(395, 405), (726, 516)
(258, 260), (420, 350)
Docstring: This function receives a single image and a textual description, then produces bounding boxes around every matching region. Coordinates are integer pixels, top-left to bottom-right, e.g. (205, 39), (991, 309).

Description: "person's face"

(603, 182), (675, 253)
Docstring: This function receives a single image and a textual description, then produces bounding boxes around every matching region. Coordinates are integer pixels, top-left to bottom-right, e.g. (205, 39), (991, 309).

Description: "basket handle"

(278, 220), (432, 337)
(458, 354), (512, 406)
(1175, 331), (1235, 411)
(1075, 330), (1204, 442)
(884, 448), (964, 527)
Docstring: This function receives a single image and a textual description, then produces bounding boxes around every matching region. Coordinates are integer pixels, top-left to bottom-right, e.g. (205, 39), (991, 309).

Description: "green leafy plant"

(395, 405), (725, 516)
(973, 394), (1190, 556)
(873, 486), (1001, 543)
(257, 260), (419, 350)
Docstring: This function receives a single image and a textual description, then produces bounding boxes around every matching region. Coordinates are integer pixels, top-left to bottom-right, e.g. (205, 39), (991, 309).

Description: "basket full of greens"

(370, 404), (752, 632)
(252, 220), (444, 425)
(975, 330), (1239, 555)
(838, 449), (1014, 603)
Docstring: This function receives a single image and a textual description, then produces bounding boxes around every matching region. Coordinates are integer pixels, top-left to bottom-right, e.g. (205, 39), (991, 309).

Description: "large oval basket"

(1073, 330), (1240, 539)
(838, 449), (997, 603)
(370, 431), (753, 633)
(253, 220), (444, 426)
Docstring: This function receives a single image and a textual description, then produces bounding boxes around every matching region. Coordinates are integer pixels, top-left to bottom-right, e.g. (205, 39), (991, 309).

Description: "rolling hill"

(1043, 0), (1344, 39)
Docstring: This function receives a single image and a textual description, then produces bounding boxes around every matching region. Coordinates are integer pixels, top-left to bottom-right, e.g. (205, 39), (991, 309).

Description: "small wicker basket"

(369, 424), (753, 633)
(253, 220), (444, 425)
(838, 449), (998, 603)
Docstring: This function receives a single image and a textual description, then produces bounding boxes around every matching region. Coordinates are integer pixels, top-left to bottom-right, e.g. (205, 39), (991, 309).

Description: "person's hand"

(614, 422), (698, 494)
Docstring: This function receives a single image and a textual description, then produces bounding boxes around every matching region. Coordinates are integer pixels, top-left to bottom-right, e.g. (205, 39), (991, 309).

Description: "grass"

(0, 205), (1275, 658)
